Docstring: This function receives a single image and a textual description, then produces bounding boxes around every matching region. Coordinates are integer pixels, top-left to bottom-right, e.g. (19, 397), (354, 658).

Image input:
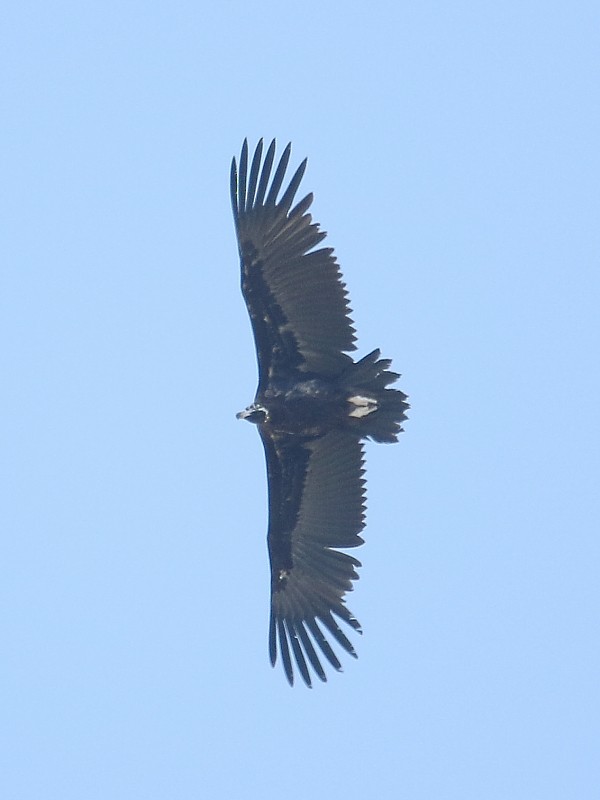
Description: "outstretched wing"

(231, 139), (356, 389)
(261, 428), (366, 687)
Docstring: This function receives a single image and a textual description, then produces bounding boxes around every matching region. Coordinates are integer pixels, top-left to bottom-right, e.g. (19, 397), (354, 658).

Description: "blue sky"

(2, 1), (599, 798)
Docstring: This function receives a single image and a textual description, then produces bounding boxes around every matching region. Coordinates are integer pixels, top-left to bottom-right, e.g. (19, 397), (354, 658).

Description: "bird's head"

(236, 403), (268, 424)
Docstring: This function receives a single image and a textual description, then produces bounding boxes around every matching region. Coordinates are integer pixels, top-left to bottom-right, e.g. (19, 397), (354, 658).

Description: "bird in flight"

(231, 139), (408, 687)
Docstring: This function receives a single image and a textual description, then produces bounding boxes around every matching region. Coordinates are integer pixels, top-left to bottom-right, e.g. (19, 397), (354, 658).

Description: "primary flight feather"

(231, 139), (408, 687)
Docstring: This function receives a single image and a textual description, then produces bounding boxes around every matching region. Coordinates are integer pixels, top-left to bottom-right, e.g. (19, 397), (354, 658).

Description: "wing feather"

(255, 139), (276, 207)
(265, 142), (291, 206)
(246, 138), (263, 211)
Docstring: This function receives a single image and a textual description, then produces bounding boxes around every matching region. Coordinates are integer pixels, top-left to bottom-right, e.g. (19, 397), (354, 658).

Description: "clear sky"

(2, 2), (599, 798)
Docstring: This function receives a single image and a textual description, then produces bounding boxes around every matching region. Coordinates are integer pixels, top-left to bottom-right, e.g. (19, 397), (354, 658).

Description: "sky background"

(2, 1), (599, 798)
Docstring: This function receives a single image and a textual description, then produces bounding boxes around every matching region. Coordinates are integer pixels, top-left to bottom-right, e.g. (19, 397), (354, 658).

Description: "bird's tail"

(343, 349), (409, 443)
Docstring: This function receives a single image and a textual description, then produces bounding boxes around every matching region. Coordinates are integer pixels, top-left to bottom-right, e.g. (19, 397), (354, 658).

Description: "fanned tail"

(343, 349), (409, 443)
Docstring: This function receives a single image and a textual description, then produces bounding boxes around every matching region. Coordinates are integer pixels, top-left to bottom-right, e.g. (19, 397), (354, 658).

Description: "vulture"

(230, 139), (408, 687)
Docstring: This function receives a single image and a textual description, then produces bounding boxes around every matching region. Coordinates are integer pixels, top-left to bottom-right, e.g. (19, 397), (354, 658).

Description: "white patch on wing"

(348, 394), (378, 418)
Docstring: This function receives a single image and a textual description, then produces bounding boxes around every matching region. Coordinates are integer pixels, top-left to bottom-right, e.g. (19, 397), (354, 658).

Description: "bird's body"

(231, 139), (408, 686)
(240, 376), (339, 435)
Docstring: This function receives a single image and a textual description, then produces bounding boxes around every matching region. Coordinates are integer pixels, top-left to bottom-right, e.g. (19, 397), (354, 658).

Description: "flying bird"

(231, 139), (408, 687)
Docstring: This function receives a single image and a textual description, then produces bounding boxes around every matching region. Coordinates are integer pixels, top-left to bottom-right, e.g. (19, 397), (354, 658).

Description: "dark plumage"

(231, 139), (408, 687)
